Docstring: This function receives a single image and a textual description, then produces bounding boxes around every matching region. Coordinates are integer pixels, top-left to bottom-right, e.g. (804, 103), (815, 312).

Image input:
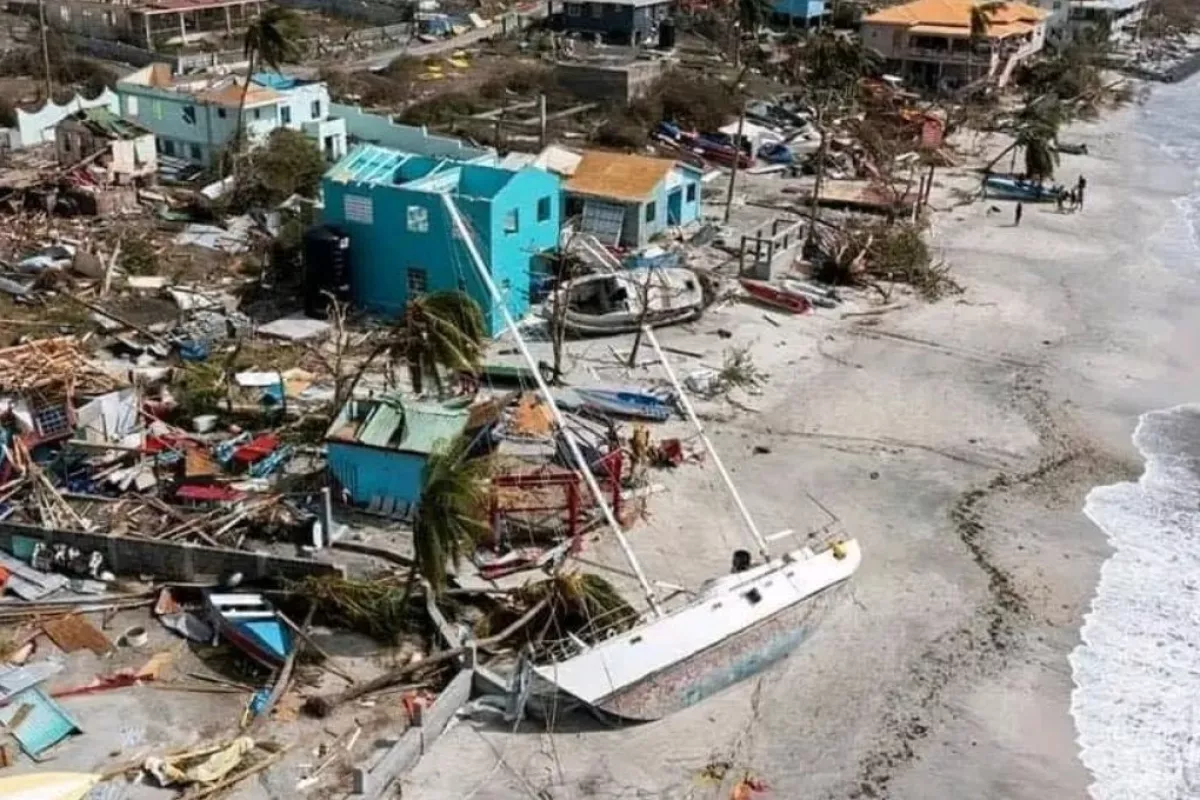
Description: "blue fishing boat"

(576, 389), (672, 422)
(984, 175), (1063, 202)
(205, 592), (294, 669)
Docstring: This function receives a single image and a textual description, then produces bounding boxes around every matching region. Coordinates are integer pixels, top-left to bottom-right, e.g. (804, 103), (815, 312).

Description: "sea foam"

(1071, 405), (1200, 799)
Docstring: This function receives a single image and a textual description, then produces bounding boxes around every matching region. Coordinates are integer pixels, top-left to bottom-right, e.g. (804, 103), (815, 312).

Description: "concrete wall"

(15, 89), (119, 149)
(352, 668), (474, 798)
(0, 522), (342, 581)
(331, 103), (492, 160)
(326, 441), (425, 510)
(553, 59), (664, 104)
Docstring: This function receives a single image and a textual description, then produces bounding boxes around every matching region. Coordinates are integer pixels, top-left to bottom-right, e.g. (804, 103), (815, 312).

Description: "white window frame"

(406, 205), (429, 233)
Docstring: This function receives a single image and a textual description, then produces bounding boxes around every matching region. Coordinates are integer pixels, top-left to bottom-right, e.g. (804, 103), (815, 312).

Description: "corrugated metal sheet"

(0, 662), (63, 702)
(357, 401), (405, 448)
(0, 687), (81, 757)
(352, 396), (470, 455)
(0, 554), (69, 601)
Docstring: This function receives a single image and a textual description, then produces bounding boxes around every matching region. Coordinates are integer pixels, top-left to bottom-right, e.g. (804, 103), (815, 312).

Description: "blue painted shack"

(564, 151), (704, 249)
(322, 144), (562, 335)
(325, 394), (470, 514)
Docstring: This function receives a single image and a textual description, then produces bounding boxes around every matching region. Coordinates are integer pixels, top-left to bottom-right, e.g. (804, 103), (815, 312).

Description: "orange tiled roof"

(864, 0), (1047, 32)
(565, 151), (676, 203)
(196, 79), (281, 108)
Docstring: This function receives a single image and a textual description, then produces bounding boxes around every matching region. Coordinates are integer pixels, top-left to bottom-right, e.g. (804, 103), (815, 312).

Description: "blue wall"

(322, 164), (561, 335)
(327, 442), (425, 508)
(773, 0), (826, 21)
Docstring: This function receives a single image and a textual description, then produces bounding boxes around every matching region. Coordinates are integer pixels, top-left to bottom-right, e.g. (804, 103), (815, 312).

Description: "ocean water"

(1069, 80), (1200, 800)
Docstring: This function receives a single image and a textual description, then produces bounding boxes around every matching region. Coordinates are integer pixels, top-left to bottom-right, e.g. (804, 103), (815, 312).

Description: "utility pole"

(538, 93), (547, 150)
(723, 97), (746, 224)
(805, 94), (829, 250)
(37, 0), (52, 98)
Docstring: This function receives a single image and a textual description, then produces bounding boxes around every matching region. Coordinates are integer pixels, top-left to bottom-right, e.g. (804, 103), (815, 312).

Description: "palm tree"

(236, 7), (300, 153)
(967, 2), (1003, 88)
(412, 436), (491, 594)
(389, 290), (487, 396)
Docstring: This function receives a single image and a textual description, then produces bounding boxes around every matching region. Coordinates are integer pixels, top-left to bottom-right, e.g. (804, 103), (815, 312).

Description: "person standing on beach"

(1015, 202), (1024, 226)
(1077, 175), (1087, 210)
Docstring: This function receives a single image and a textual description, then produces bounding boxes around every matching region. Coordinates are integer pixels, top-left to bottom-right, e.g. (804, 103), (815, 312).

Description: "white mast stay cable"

(440, 194), (662, 618)
(643, 326), (770, 560)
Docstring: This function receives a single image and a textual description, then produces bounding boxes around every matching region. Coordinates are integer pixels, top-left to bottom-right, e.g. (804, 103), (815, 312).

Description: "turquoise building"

(115, 64), (347, 166)
(325, 394), (471, 513)
(321, 144), (562, 335)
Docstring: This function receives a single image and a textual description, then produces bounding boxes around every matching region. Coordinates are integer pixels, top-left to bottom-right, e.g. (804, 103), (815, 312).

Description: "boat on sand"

(542, 268), (704, 336)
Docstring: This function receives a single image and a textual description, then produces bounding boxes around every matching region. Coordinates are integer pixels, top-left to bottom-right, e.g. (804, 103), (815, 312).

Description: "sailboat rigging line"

(642, 326), (771, 560)
(440, 194), (663, 618)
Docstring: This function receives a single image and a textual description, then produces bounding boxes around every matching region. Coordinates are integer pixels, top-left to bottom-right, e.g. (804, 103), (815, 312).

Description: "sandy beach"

(395, 82), (1200, 800)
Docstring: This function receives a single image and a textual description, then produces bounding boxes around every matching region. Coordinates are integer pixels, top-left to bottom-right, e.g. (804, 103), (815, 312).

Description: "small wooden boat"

(543, 268), (704, 337)
(575, 389), (672, 421)
(205, 592), (293, 669)
(739, 278), (811, 314)
(983, 175), (1063, 202)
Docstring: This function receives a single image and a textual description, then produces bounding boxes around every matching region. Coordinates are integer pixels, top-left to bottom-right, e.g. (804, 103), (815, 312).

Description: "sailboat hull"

(593, 579), (840, 721)
(532, 539), (860, 723)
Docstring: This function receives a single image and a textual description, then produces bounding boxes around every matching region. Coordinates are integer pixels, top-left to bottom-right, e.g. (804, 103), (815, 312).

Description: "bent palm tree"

(389, 290), (486, 396)
(236, 7), (300, 153)
(413, 436), (491, 594)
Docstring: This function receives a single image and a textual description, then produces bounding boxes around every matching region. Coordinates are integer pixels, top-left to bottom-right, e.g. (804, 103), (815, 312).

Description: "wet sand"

(400, 87), (1200, 800)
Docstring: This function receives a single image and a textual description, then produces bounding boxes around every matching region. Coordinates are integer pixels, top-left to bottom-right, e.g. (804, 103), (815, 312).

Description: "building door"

(667, 188), (683, 224)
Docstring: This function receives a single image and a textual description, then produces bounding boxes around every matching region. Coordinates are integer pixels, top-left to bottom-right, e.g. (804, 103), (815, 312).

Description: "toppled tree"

(815, 221), (960, 301)
(388, 290), (486, 396)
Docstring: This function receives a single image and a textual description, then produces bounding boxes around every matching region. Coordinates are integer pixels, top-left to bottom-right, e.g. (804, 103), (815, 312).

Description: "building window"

(537, 196), (551, 222)
(189, 144), (201, 161)
(125, 95), (138, 116)
(217, 107), (227, 119)
(590, 3), (602, 16)
(645, 201), (656, 222)
(281, 106), (291, 124)
(161, 138), (175, 156)
(344, 194), (374, 225)
(686, 183), (696, 202)
(182, 105), (195, 125)
(311, 100), (321, 118)
(253, 108), (261, 120)
(566, 2), (580, 14)
(407, 268), (427, 296)
(604, 2), (615, 10)
(504, 209), (519, 234)
(152, 100), (164, 120)
(406, 205), (429, 233)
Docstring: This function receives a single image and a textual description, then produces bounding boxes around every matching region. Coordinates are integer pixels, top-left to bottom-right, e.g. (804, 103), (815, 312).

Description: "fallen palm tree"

(812, 221), (960, 301)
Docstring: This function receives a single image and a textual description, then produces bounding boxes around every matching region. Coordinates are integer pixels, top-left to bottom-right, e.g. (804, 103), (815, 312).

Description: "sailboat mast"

(643, 327), (770, 560)
(441, 195), (663, 618)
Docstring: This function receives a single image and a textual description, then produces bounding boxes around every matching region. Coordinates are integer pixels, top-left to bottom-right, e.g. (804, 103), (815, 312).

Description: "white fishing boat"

(443, 195), (861, 722)
(541, 267), (704, 336)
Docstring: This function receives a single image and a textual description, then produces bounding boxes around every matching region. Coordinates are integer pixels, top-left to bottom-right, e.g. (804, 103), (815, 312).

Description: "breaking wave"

(1071, 406), (1200, 799)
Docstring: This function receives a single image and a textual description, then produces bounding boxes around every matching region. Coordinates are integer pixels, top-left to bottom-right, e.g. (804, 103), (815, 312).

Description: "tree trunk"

(805, 97), (829, 251)
(36, 0), (51, 99)
(231, 50), (256, 178)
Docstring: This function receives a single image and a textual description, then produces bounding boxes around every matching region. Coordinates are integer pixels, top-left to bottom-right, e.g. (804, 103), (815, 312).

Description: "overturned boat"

(445, 194), (861, 723)
(541, 268), (704, 336)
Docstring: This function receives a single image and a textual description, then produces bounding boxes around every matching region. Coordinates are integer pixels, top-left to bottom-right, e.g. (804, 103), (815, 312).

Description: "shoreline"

(401, 81), (1200, 799)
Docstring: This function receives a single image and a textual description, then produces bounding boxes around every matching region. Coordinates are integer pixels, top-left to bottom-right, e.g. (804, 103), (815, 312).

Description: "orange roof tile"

(196, 79), (281, 108)
(864, 0), (1047, 31)
(565, 151), (676, 203)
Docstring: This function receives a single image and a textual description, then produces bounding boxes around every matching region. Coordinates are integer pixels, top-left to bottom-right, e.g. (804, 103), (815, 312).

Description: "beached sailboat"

(541, 268), (704, 336)
(443, 195), (861, 722)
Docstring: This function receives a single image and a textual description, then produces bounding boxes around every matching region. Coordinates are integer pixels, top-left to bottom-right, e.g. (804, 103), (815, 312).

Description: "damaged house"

(321, 143), (561, 336)
(565, 150), (703, 249)
(55, 107), (157, 185)
(324, 394), (473, 515)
